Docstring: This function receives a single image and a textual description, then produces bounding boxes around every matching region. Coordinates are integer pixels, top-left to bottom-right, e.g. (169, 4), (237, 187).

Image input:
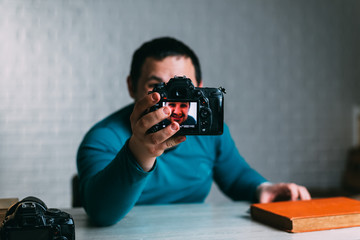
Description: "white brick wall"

(0, 0), (359, 207)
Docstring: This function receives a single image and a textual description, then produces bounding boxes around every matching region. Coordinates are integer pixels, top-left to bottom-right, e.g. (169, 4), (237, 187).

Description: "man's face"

(165, 102), (190, 125)
(128, 56), (201, 101)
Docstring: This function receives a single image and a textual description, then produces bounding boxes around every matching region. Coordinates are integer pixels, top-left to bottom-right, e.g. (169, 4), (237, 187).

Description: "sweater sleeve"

(77, 127), (154, 226)
(213, 124), (267, 202)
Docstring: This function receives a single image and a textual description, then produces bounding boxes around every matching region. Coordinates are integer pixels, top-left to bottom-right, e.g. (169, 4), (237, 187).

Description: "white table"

(67, 202), (360, 240)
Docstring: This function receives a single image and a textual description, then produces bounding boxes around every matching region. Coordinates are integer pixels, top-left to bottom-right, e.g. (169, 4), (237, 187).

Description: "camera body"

(0, 197), (75, 240)
(148, 76), (225, 135)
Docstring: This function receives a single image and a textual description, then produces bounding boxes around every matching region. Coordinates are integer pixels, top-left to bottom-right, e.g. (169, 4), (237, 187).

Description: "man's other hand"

(257, 182), (311, 203)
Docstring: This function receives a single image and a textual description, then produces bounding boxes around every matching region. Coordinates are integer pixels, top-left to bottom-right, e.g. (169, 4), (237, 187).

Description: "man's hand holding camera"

(128, 92), (186, 172)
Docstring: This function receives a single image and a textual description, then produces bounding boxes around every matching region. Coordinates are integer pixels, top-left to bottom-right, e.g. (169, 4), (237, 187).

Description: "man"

(77, 37), (310, 226)
(165, 101), (196, 125)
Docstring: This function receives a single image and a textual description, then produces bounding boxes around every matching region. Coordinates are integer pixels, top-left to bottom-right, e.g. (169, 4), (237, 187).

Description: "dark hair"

(129, 37), (202, 92)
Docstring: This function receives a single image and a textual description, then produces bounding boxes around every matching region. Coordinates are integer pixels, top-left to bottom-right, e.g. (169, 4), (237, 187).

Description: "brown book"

(250, 197), (360, 233)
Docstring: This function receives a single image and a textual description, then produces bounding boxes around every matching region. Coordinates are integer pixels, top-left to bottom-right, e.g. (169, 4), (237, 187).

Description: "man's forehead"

(141, 56), (196, 83)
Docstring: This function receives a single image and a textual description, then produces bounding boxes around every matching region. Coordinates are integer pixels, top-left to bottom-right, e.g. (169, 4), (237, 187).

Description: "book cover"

(250, 197), (360, 233)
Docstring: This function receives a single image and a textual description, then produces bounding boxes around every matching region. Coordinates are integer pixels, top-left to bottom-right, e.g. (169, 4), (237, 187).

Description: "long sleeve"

(76, 106), (154, 226)
(213, 125), (268, 202)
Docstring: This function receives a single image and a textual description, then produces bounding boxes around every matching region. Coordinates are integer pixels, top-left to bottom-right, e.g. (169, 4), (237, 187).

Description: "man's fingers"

(164, 135), (186, 149)
(135, 106), (171, 132)
(287, 183), (312, 201)
(147, 122), (180, 145)
(258, 183), (312, 203)
(131, 92), (160, 123)
(144, 122), (185, 155)
(287, 183), (300, 201)
(298, 186), (311, 200)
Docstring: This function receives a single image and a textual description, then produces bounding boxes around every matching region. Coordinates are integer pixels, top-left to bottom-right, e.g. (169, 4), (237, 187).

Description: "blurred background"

(0, 0), (359, 207)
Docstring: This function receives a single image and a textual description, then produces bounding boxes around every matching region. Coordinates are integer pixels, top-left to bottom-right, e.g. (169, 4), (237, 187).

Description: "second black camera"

(0, 196), (75, 240)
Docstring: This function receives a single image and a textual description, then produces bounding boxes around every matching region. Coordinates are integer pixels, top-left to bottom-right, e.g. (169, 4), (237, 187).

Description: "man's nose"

(174, 106), (182, 115)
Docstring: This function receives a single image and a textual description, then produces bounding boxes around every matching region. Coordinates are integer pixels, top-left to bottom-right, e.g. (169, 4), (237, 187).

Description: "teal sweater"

(77, 104), (267, 226)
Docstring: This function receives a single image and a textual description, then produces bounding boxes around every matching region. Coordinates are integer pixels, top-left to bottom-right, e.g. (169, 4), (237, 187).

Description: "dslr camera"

(0, 197), (75, 240)
(148, 76), (225, 135)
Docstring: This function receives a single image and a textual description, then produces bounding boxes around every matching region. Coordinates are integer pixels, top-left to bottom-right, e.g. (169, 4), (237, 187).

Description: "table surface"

(67, 202), (360, 240)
